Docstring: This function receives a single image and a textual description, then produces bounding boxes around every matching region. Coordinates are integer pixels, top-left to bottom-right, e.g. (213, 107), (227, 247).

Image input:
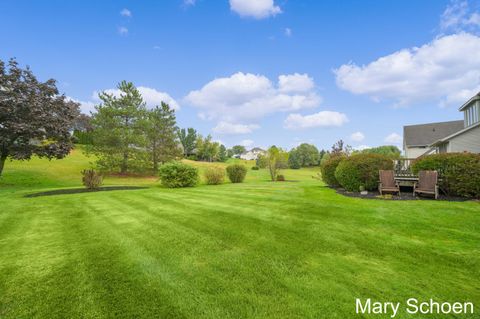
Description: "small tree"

(231, 145), (246, 156)
(266, 146), (289, 181)
(145, 102), (182, 172)
(0, 58), (79, 177)
(89, 81), (148, 174)
(218, 144), (228, 162)
(178, 127), (197, 157)
(196, 135), (220, 162)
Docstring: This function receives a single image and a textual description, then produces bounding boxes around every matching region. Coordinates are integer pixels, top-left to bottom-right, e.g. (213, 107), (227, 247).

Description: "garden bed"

(335, 187), (470, 202)
(25, 186), (148, 198)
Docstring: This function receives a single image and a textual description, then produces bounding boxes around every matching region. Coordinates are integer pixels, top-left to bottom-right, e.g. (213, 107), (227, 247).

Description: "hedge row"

(158, 162), (248, 188)
(412, 153), (480, 198)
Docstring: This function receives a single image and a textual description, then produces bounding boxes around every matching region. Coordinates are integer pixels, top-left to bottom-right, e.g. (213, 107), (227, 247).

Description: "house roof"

(459, 92), (480, 111)
(249, 147), (265, 152)
(430, 121), (480, 146)
(403, 120), (464, 147)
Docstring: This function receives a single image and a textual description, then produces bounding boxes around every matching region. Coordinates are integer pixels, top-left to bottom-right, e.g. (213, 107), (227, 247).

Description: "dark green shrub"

(412, 153), (480, 198)
(226, 164), (247, 183)
(158, 162), (198, 188)
(276, 174), (285, 181)
(319, 155), (345, 187)
(335, 153), (393, 191)
(251, 166), (259, 170)
(81, 169), (103, 189)
(204, 166), (225, 185)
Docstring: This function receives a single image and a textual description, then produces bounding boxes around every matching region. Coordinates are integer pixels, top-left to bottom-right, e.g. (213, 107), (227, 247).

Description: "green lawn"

(0, 148), (479, 318)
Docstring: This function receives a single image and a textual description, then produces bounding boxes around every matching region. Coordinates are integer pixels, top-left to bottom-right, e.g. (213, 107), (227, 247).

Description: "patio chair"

(378, 170), (400, 195)
(414, 170), (439, 199)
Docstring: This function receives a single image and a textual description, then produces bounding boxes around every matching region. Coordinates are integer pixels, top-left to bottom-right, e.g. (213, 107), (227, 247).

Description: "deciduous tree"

(0, 58), (79, 176)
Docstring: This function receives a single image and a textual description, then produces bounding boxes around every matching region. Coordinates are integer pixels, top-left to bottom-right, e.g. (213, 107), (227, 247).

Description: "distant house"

(239, 147), (266, 160)
(403, 93), (480, 158)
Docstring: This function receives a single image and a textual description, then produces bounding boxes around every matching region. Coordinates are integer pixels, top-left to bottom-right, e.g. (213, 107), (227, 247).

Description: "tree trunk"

(121, 151), (128, 174)
(0, 153), (7, 177)
(152, 142), (158, 172)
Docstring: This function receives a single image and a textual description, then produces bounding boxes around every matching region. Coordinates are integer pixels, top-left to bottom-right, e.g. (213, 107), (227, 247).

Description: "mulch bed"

(335, 187), (470, 202)
(25, 186), (148, 198)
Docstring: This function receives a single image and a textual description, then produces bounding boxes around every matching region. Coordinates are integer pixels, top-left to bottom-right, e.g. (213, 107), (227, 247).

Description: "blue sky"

(1, 0), (479, 151)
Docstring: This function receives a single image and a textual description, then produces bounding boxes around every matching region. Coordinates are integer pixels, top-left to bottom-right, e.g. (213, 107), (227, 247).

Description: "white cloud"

(284, 111), (348, 130)
(120, 8), (132, 17)
(185, 72), (321, 124)
(278, 73), (314, 93)
(440, 0), (480, 32)
(118, 27), (128, 36)
(212, 122), (259, 135)
(354, 145), (371, 151)
(385, 133), (403, 144)
(240, 139), (254, 147)
(285, 28), (292, 37)
(335, 33), (480, 106)
(350, 131), (365, 142)
(229, 0), (281, 19)
(93, 86), (180, 110)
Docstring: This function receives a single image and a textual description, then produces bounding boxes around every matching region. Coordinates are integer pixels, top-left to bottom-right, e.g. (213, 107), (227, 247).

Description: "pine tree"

(146, 102), (182, 172)
(89, 81), (148, 174)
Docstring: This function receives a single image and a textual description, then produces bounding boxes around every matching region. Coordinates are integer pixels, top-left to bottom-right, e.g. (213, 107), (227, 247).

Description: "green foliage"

(145, 102), (182, 172)
(89, 81), (148, 174)
(276, 174), (285, 181)
(412, 153), (480, 198)
(251, 166), (259, 170)
(289, 143), (320, 168)
(81, 169), (103, 189)
(73, 130), (93, 145)
(256, 154), (268, 168)
(158, 162), (198, 188)
(335, 153), (393, 191)
(218, 144), (228, 162)
(196, 135), (220, 162)
(360, 145), (401, 159)
(265, 146), (289, 181)
(319, 154), (346, 187)
(0, 58), (79, 176)
(231, 145), (246, 156)
(178, 128), (197, 157)
(204, 166), (225, 185)
(288, 151), (301, 169)
(226, 164), (247, 183)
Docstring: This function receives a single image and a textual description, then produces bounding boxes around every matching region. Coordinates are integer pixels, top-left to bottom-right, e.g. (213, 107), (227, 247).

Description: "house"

(403, 93), (480, 158)
(430, 94), (480, 154)
(239, 148), (266, 160)
(403, 120), (464, 158)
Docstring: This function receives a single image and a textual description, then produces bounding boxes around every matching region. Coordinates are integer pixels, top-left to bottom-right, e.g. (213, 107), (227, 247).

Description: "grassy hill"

(0, 148), (479, 318)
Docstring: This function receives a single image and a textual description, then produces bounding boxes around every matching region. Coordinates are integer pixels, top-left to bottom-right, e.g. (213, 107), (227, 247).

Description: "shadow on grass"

(25, 186), (148, 198)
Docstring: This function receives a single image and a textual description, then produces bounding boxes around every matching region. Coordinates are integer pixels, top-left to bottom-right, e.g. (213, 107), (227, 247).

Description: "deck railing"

(393, 158), (416, 177)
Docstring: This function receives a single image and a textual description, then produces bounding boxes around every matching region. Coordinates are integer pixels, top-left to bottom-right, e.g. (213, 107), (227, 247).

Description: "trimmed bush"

(319, 155), (345, 187)
(81, 169), (103, 189)
(276, 174), (285, 181)
(226, 164), (247, 183)
(158, 162), (198, 188)
(204, 166), (225, 185)
(251, 166), (259, 170)
(412, 153), (480, 198)
(335, 153), (393, 191)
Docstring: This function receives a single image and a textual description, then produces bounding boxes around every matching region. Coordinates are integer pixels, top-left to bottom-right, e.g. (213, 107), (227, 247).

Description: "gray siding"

(449, 125), (480, 153)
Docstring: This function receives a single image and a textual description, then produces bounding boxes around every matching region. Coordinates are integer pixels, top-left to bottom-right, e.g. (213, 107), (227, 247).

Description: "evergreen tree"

(146, 102), (182, 172)
(178, 127), (197, 157)
(218, 144), (227, 162)
(89, 81), (147, 174)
